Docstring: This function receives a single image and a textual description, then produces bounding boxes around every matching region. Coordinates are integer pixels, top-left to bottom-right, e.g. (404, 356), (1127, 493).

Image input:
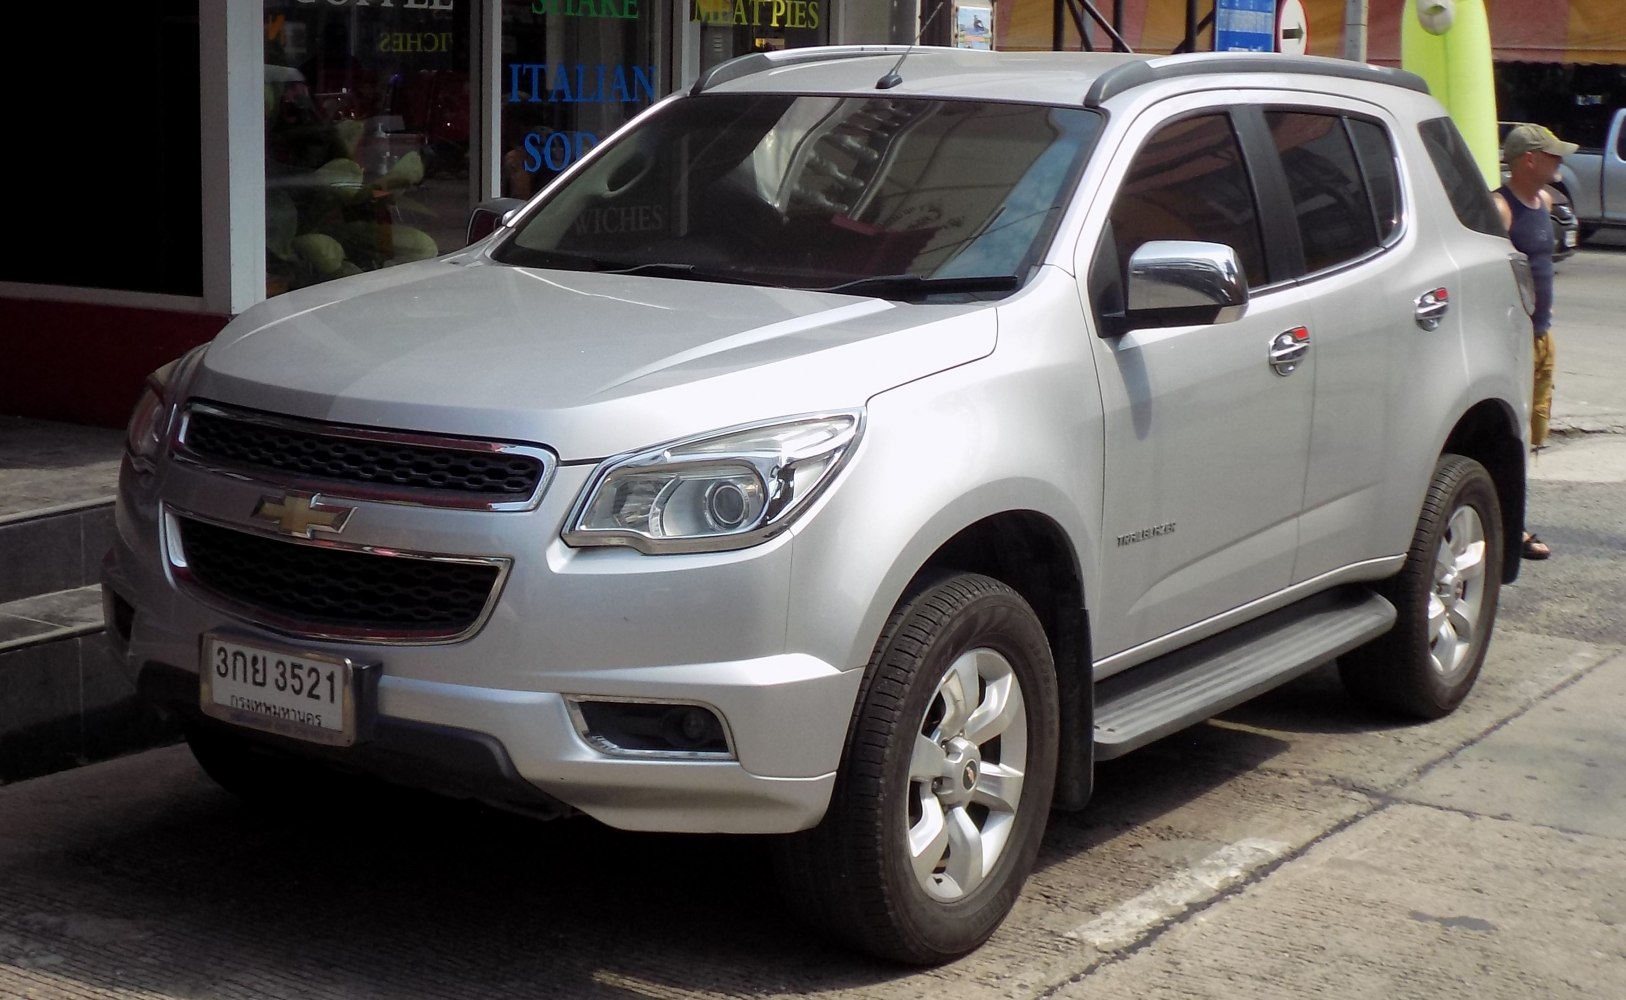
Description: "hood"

(190, 259), (997, 459)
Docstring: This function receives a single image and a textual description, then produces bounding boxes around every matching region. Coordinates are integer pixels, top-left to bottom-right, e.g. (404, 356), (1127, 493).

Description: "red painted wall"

(1, 298), (228, 429)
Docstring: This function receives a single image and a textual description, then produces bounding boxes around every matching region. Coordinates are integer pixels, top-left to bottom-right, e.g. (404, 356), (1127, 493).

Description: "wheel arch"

(901, 511), (1094, 811)
(1442, 398), (1525, 584)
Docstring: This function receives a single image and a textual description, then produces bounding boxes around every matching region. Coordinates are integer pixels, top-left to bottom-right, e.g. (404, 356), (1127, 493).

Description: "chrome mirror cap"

(1126, 240), (1249, 316)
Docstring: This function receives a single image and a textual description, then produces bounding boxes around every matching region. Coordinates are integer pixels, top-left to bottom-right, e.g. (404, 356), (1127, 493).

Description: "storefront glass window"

(263, 0), (472, 295)
(691, 0), (828, 75)
(500, 2), (668, 199)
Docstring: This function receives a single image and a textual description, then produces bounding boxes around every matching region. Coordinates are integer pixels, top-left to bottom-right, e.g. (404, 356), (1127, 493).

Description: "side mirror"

(1120, 240), (1248, 330)
(465, 197), (527, 246)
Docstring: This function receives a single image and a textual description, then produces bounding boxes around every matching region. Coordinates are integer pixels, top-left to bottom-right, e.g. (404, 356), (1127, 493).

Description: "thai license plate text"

(201, 635), (356, 744)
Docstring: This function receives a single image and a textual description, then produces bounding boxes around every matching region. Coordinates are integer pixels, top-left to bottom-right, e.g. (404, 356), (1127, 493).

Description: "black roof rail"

(1084, 53), (1430, 107)
(691, 45), (912, 96)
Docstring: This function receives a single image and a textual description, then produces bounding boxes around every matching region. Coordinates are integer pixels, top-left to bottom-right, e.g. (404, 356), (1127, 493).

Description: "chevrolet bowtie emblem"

(252, 493), (354, 538)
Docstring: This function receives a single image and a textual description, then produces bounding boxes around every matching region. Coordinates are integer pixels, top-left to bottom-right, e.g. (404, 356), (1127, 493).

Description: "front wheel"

(774, 573), (1059, 965)
(1340, 455), (1503, 718)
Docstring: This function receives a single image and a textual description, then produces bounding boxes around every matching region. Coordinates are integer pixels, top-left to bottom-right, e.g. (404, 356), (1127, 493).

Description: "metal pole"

(894, 0), (921, 45)
(1343, 0), (1369, 62)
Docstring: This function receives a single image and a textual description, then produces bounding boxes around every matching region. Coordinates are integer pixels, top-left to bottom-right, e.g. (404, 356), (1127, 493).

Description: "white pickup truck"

(1558, 106), (1626, 241)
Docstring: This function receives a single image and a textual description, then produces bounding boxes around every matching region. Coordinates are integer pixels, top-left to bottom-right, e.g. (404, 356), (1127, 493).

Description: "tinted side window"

(1268, 111), (1376, 272)
(1419, 117), (1504, 236)
(1107, 113), (1268, 288)
(1348, 118), (1401, 244)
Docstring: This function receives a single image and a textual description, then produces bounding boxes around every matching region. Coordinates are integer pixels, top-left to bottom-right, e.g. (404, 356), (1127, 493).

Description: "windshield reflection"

(493, 94), (1102, 297)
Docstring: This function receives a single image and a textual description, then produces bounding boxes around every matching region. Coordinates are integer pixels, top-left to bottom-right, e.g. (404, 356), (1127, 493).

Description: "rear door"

(1238, 102), (1414, 584)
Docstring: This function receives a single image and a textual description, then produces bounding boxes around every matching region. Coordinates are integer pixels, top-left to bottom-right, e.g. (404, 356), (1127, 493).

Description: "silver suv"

(106, 48), (1532, 964)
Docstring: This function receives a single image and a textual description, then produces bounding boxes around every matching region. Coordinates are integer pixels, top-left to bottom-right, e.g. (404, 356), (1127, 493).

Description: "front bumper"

(105, 455), (863, 835)
(124, 653), (853, 833)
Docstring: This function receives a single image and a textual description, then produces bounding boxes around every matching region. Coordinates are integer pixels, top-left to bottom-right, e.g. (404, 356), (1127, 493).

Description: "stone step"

(1, 414), (124, 607)
(0, 419), (175, 784)
(0, 584), (105, 653)
(0, 589), (180, 784)
(0, 500), (117, 605)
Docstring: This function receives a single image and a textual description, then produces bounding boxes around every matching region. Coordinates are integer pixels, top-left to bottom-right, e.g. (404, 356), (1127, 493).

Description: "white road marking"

(1066, 837), (1293, 951)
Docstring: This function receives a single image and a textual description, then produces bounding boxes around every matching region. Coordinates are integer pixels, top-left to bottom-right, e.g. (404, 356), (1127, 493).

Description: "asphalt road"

(2, 247), (1623, 1000)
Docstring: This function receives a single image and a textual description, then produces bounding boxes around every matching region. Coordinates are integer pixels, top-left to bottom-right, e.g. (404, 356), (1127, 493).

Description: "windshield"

(492, 94), (1103, 296)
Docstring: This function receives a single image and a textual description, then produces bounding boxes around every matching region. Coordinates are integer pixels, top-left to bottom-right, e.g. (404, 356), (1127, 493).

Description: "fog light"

(666, 705), (725, 749)
(570, 699), (733, 757)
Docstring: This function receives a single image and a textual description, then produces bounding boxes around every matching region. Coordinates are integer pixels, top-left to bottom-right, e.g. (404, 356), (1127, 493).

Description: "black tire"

(773, 573), (1059, 965)
(1339, 455), (1503, 718)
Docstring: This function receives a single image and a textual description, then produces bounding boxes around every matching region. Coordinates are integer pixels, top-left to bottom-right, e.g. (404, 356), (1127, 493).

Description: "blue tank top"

(1498, 185), (1554, 334)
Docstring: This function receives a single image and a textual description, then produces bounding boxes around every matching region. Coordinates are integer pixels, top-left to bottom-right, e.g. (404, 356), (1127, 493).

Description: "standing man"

(1493, 123), (1576, 561)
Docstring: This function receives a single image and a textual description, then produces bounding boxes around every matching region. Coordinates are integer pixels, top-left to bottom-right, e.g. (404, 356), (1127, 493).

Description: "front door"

(1082, 105), (1315, 664)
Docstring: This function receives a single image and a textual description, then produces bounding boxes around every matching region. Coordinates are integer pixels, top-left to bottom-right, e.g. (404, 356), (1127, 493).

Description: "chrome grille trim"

(174, 402), (556, 512)
(163, 506), (512, 646)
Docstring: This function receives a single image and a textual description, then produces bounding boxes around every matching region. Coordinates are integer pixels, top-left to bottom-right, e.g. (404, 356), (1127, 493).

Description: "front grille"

(178, 518), (502, 639)
(181, 405), (548, 503)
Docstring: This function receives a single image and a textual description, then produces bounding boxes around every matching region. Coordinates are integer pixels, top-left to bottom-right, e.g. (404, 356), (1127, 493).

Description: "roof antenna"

(877, 1), (949, 90)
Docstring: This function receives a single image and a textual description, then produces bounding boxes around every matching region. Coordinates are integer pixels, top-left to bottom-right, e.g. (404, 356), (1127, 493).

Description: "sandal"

(1522, 534), (1551, 560)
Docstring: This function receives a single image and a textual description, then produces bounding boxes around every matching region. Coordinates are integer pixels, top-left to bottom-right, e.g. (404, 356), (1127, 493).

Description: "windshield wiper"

(499, 248), (770, 286)
(812, 274), (1021, 300)
(600, 260), (768, 286)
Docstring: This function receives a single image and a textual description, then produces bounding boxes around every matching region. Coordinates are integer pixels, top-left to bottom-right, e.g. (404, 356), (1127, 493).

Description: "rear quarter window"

(1418, 117), (1505, 237)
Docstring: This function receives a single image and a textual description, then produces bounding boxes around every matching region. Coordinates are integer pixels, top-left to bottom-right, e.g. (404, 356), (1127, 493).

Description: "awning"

(1354, 0), (1626, 67)
(1000, 1), (1626, 65)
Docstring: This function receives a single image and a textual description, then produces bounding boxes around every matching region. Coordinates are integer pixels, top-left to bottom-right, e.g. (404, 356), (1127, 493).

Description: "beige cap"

(1503, 123), (1578, 160)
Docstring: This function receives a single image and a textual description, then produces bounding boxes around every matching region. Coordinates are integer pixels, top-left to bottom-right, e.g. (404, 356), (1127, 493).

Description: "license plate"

(200, 635), (367, 746)
(1565, 230), (1578, 248)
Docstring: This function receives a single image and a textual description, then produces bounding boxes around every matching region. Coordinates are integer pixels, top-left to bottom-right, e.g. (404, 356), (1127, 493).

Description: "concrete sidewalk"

(1054, 649), (1626, 1000)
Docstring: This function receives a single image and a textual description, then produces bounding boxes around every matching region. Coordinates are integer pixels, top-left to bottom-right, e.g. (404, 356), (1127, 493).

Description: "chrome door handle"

(1415, 287), (1450, 330)
(1269, 327), (1310, 376)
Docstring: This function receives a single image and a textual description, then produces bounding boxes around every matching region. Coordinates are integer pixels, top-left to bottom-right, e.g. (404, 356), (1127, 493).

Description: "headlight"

(124, 379), (168, 469)
(124, 344), (209, 472)
(564, 412), (863, 554)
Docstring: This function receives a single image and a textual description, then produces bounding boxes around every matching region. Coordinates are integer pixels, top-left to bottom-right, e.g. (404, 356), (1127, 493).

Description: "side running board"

(1094, 588), (1396, 760)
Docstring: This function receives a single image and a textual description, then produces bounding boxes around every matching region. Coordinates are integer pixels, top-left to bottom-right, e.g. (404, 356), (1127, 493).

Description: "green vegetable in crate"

(378, 151), (426, 193)
(314, 158), (366, 200)
(291, 233), (348, 276)
(334, 119), (365, 160)
(386, 225), (439, 263)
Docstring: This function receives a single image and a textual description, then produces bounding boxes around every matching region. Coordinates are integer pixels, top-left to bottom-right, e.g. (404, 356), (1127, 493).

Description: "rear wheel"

(1340, 455), (1503, 718)
(774, 573), (1059, 964)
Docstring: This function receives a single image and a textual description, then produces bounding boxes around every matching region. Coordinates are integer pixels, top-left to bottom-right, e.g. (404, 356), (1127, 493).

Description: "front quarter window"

(492, 95), (1102, 296)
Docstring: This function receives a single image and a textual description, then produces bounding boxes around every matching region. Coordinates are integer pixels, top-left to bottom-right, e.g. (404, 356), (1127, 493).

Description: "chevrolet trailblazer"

(106, 48), (1532, 964)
